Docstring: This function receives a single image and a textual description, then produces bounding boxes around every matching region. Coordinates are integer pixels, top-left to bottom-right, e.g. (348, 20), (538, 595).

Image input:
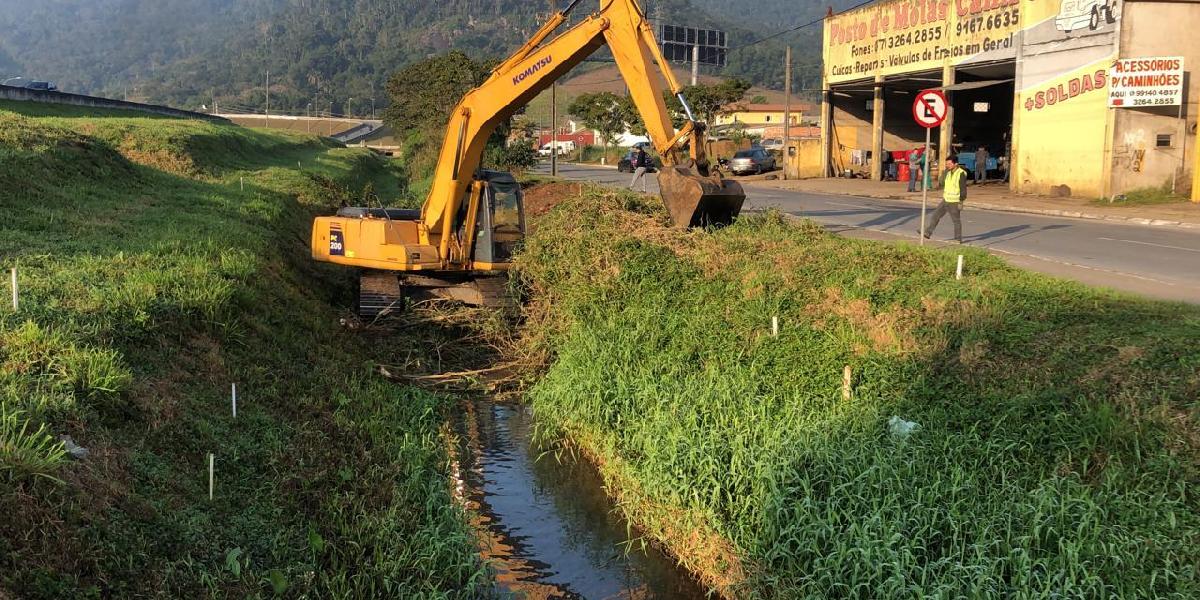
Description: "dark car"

(617, 150), (661, 173)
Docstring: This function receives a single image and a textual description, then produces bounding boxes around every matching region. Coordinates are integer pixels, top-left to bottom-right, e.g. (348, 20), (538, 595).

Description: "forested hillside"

(0, 0), (841, 111)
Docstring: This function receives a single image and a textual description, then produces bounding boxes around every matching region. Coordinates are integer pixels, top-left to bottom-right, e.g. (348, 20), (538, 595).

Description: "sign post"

(1193, 124), (1200, 203)
(913, 90), (948, 245)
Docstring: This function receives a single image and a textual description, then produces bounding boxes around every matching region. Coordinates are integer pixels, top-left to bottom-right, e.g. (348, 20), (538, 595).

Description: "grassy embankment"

(516, 185), (1200, 597)
(0, 102), (488, 597)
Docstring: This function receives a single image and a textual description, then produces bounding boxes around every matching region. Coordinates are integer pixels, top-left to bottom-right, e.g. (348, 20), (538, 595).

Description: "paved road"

(536, 163), (1200, 303)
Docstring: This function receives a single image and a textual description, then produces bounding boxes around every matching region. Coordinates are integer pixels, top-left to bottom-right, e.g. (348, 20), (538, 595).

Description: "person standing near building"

(629, 146), (649, 192)
(906, 146), (925, 193)
(974, 145), (989, 183)
(923, 156), (969, 243)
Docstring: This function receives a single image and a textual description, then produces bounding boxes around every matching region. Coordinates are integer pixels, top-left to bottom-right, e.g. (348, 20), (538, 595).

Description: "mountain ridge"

(0, 0), (835, 110)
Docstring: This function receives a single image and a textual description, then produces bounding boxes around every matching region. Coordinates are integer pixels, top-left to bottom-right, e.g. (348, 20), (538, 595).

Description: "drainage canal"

(453, 399), (707, 599)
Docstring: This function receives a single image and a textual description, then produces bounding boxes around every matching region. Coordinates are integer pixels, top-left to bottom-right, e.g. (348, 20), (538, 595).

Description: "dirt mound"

(522, 181), (584, 222)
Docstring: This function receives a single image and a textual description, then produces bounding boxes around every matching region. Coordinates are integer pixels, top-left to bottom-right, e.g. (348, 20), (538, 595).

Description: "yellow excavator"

(311, 0), (745, 317)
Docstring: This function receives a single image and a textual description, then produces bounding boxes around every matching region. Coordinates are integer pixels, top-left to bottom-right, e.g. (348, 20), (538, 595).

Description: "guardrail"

(0, 84), (228, 122)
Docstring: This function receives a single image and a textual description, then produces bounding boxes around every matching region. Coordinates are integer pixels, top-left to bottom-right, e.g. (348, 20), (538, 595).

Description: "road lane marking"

(825, 201), (876, 209)
(804, 216), (1188, 288)
(1098, 237), (1200, 254)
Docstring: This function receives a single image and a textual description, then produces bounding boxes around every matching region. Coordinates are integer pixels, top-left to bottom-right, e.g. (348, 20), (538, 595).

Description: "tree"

(510, 116), (538, 143)
(568, 91), (629, 155)
(667, 78), (753, 126)
(382, 51), (489, 134)
(485, 142), (539, 175)
(616, 95), (647, 137)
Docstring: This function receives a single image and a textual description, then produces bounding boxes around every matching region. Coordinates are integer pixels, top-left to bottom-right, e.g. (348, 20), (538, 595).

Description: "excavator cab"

(469, 171), (525, 267)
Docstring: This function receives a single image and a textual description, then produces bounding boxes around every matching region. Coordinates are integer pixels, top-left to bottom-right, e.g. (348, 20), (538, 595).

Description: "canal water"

(452, 399), (708, 599)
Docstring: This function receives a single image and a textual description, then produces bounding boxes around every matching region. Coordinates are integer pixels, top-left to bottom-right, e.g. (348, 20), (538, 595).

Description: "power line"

(728, 0), (879, 53)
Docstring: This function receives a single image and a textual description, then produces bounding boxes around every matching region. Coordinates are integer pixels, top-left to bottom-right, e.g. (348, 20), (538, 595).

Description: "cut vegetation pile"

(515, 184), (1200, 597)
(0, 102), (487, 597)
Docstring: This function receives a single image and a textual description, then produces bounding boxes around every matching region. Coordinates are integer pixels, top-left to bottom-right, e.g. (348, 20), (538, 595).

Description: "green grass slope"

(516, 188), (1200, 597)
(0, 102), (487, 598)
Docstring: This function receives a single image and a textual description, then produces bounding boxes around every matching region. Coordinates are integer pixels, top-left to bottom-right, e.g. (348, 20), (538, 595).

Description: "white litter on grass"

(888, 416), (921, 438)
(58, 435), (89, 459)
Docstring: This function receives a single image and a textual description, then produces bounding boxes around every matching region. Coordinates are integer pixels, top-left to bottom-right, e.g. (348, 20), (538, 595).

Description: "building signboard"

(823, 0), (1121, 85)
(659, 25), (728, 67)
(1108, 56), (1185, 108)
(825, 0), (1024, 83)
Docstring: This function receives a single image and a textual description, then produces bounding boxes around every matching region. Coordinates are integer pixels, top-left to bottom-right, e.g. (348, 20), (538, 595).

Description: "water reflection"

(453, 400), (708, 600)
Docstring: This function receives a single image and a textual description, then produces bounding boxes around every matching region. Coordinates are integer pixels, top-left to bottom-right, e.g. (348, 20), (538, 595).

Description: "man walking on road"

(974, 145), (989, 183)
(629, 147), (649, 192)
(923, 156), (969, 243)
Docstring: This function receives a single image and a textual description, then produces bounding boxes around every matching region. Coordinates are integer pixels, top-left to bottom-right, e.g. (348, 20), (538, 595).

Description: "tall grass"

(0, 403), (67, 481)
(515, 187), (1200, 597)
(0, 102), (486, 598)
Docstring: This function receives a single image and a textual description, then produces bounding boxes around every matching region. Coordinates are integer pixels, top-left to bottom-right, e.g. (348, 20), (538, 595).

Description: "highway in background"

(536, 163), (1200, 303)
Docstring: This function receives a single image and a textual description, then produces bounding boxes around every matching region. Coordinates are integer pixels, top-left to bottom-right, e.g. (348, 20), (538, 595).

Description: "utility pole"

(551, 82), (558, 176)
(371, 97), (376, 120)
(329, 101), (334, 136)
(1192, 123), (1200, 203)
(691, 45), (699, 87)
(211, 88), (216, 115)
(784, 46), (792, 180)
(306, 103), (312, 133)
(265, 71), (270, 128)
(348, 97), (354, 119)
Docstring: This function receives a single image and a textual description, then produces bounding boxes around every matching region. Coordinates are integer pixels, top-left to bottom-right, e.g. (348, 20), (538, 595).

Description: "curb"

(563, 161), (619, 170)
(967, 201), (1200, 230)
(754, 185), (1200, 231)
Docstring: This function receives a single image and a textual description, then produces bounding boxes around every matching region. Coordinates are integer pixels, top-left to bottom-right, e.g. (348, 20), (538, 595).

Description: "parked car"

(617, 150), (660, 173)
(759, 138), (783, 152)
(728, 148), (776, 175)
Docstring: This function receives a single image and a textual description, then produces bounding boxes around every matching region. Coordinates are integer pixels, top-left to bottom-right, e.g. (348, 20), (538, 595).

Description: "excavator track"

(356, 272), (516, 320)
(471, 276), (518, 312)
(357, 271), (405, 320)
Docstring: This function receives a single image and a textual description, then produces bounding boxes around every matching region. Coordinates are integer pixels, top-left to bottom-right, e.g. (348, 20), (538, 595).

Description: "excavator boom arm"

(421, 0), (744, 247)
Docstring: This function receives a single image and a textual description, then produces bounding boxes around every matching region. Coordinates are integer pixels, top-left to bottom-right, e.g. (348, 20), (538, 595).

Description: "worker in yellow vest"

(923, 156), (969, 243)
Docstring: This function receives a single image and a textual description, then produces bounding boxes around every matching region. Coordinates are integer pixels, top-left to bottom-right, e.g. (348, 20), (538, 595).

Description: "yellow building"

(716, 103), (808, 127)
(819, 0), (1198, 199)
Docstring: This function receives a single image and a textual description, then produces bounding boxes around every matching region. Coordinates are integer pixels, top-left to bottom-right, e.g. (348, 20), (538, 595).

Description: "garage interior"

(824, 60), (1016, 185)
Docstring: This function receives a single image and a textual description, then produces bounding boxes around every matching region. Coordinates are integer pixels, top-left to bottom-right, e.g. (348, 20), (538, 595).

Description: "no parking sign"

(911, 89), (947, 245)
(913, 90), (948, 128)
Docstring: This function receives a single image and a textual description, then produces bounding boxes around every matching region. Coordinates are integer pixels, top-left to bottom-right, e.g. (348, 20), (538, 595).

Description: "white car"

(538, 141), (575, 157)
(1056, 0), (1118, 33)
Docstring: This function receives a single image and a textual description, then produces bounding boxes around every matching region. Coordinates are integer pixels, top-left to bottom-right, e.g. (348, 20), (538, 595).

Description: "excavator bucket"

(658, 165), (746, 228)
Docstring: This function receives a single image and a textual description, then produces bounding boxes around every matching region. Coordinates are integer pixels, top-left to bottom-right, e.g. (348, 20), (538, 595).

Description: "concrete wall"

(1109, 1), (1199, 197)
(785, 138), (825, 179)
(830, 93), (873, 175)
(0, 85), (226, 123)
(879, 88), (933, 154)
(1011, 1), (1120, 198)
